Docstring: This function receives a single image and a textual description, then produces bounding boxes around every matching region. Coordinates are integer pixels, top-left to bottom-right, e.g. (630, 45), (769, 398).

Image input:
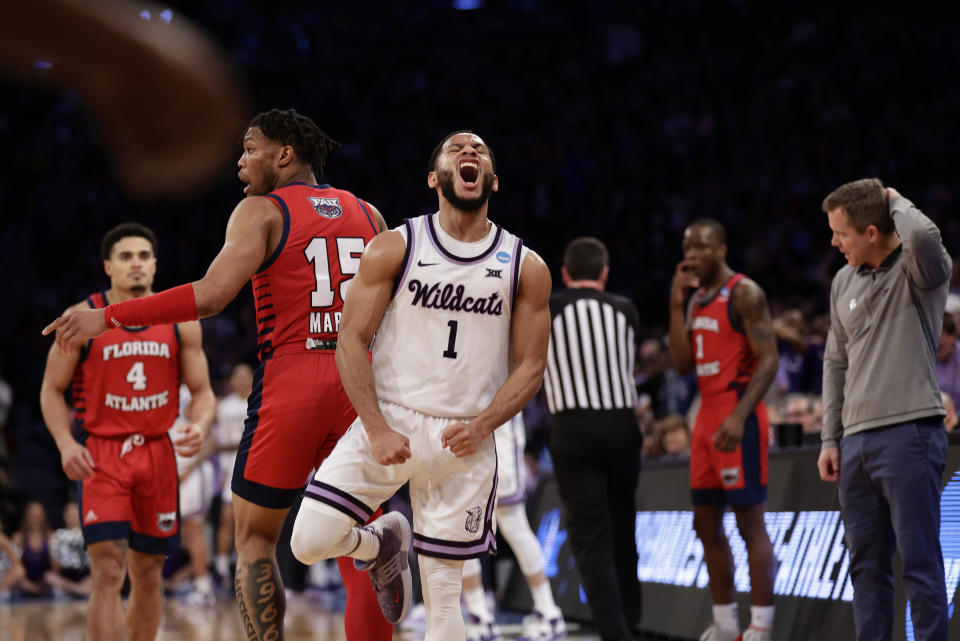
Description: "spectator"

(942, 392), (958, 433)
(937, 313), (960, 406)
(12, 501), (53, 598)
(0, 519), (26, 601)
(45, 501), (91, 598)
(657, 414), (691, 459)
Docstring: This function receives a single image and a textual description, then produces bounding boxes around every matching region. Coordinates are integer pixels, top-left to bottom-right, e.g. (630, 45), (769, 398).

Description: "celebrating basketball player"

(42, 109), (392, 641)
(668, 219), (779, 641)
(40, 222), (215, 641)
(287, 130), (552, 641)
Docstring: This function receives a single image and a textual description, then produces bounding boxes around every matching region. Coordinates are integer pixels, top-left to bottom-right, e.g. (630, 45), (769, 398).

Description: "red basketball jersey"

(688, 273), (757, 400)
(73, 292), (181, 438)
(252, 182), (380, 360)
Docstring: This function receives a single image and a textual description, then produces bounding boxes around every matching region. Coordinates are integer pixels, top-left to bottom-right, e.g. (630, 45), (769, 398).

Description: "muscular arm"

(335, 230), (410, 464)
(192, 197), (278, 317)
(472, 252), (552, 437)
(177, 320), (215, 433)
(43, 196), (278, 350)
(39, 303), (95, 479)
(730, 280), (778, 422)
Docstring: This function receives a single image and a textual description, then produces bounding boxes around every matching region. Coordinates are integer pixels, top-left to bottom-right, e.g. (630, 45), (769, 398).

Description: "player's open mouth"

(458, 159), (479, 186)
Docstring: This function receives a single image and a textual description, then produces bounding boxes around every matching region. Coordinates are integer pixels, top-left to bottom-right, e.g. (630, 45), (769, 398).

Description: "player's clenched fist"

(367, 427), (412, 466)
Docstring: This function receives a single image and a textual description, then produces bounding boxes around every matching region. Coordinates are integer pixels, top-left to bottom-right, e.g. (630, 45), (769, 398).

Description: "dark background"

(2, 0), (959, 542)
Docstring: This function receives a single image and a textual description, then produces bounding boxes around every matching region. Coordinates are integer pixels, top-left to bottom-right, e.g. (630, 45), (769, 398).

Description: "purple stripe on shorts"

(413, 528), (497, 560)
(304, 481), (372, 524)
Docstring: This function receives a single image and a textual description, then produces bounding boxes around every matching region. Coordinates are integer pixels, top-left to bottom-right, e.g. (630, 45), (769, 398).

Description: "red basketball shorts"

(232, 349), (357, 509)
(690, 394), (769, 506)
(79, 432), (180, 554)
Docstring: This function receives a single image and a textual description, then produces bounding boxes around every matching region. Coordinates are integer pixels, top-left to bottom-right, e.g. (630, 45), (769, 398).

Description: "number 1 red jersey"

(73, 291), (181, 438)
(688, 273), (757, 401)
(252, 182), (380, 361)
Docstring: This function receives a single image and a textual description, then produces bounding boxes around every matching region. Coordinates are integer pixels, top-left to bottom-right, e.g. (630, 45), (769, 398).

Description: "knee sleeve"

(290, 502), (357, 565)
(497, 502), (545, 576)
(419, 555), (465, 641)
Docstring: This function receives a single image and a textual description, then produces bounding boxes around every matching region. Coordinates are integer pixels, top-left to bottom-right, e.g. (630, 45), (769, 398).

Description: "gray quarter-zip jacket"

(821, 195), (952, 449)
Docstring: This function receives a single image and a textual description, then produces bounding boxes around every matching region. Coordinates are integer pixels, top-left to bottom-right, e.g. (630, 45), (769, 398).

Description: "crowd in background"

(2, 0), (960, 608)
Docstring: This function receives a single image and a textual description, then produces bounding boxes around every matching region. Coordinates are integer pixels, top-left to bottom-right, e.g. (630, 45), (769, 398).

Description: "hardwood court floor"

(0, 597), (609, 641)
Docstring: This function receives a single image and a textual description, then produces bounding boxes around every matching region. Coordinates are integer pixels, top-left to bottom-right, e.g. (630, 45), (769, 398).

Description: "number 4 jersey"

(372, 213), (527, 418)
(252, 182), (381, 361)
(73, 291), (181, 438)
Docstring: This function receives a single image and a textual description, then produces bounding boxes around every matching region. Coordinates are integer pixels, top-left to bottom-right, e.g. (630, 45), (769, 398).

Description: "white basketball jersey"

(372, 213), (527, 418)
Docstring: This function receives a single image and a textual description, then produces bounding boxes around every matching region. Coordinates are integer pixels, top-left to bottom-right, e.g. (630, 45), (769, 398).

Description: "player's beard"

(130, 283), (147, 295)
(436, 169), (495, 212)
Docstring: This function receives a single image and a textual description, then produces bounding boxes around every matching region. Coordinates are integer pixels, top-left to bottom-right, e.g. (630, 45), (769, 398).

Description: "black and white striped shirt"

(543, 288), (639, 414)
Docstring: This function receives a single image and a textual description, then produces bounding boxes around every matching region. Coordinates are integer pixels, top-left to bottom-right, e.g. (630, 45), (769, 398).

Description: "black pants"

(549, 409), (641, 641)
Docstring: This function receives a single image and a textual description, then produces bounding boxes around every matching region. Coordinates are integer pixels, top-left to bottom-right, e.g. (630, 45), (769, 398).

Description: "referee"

(543, 237), (641, 641)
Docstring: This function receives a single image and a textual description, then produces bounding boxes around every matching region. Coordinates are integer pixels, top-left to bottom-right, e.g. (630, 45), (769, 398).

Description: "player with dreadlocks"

(44, 108), (394, 641)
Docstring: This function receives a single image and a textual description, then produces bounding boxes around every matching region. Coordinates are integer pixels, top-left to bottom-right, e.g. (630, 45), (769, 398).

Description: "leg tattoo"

(235, 558), (285, 641)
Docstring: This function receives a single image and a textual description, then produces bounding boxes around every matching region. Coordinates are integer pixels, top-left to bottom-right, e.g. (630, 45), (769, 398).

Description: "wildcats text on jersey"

(408, 279), (504, 316)
(104, 391), (171, 412)
(102, 341), (172, 361)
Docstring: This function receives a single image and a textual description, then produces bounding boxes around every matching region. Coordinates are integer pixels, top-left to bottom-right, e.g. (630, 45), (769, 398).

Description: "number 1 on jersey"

(695, 333), (704, 359)
(443, 320), (459, 359)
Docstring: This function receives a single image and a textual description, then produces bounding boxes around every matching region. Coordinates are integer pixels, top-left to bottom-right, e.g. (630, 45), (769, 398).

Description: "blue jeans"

(839, 419), (948, 641)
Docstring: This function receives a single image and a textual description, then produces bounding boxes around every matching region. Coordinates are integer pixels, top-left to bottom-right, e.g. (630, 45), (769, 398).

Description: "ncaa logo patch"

(718, 287), (730, 302)
(308, 196), (343, 219)
(156, 511), (177, 533)
(496, 251), (511, 264)
(465, 507), (482, 534)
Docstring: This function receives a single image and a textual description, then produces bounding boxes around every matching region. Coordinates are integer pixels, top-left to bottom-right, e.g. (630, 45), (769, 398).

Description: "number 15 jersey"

(252, 182), (381, 361)
(372, 213), (527, 418)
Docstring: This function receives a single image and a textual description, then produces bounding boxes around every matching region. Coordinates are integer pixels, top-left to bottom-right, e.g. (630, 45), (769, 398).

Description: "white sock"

(463, 584), (490, 619)
(350, 526), (381, 561)
(713, 602), (739, 636)
(750, 604), (774, 629)
(194, 574), (213, 593)
(530, 580), (558, 616)
(215, 554), (230, 577)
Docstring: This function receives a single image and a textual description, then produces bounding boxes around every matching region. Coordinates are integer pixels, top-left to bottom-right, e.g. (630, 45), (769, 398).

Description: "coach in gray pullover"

(818, 178), (951, 641)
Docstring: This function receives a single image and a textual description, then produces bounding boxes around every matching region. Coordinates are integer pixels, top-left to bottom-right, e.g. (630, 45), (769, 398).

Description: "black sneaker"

(353, 511), (412, 623)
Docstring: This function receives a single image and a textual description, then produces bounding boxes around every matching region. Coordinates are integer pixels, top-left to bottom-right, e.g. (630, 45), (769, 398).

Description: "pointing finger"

(42, 317), (64, 336)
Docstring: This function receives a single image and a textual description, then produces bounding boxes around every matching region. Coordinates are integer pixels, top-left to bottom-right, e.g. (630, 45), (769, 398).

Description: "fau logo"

(308, 196), (342, 219)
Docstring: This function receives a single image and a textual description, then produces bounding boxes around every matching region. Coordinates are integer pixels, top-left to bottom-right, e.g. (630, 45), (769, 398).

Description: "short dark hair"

(563, 237), (609, 280)
(946, 312), (957, 337)
(248, 109), (338, 177)
(688, 218), (726, 245)
(821, 178), (894, 234)
(427, 130), (496, 172)
(101, 223), (157, 260)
